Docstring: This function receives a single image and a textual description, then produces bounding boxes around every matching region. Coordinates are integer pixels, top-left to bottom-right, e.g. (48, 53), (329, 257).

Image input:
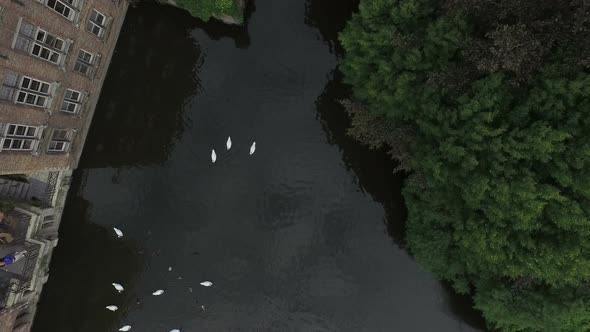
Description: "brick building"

(0, 0), (128, 175)
(0, 1), (129, 330)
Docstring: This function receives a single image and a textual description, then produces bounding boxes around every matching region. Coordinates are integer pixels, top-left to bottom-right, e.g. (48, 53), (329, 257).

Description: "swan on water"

(226, 136), (232, 150)
(211, 149), (217, 163)
(119, 326), (132, 331)
(249, 142), (256, 155)
(170, 330), (180, 332)
(200, 281), (213, 287)
(152, 289), (165, 296)
(106, 305), (118, 311)
(168, 266), (172, 272)
(112, 283), (124, 293)
(113, 227), (123, 238)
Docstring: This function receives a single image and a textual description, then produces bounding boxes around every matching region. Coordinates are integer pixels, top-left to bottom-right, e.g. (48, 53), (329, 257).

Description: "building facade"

(0, 0), (128, 175)
(0, 1), (129, 330)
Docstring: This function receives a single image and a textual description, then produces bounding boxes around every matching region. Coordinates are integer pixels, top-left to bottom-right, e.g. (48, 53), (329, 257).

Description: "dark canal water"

(33, 1), (485, 331)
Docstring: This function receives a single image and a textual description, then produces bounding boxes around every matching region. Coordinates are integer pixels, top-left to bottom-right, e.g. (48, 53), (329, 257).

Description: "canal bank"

(0, 1), (129, 330)
(32, 1), (485, 331)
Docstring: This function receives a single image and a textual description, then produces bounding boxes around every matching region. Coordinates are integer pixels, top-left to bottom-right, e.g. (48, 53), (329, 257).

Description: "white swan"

(152, 289), (165, 296)
(249, 142), (256, 155)
(106, 305), (118, 311)
(226, 136), (232, 150)
(112, 283), (124, 293)
(169, 330), (180, 332)
(200, 281), (213, 287)
(119, 326), (132, 331)
(113, 227), (123, 238)
(211, 149), (217, 163)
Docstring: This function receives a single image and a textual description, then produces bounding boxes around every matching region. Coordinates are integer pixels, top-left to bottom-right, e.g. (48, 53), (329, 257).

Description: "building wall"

(0, 0), (129, 175)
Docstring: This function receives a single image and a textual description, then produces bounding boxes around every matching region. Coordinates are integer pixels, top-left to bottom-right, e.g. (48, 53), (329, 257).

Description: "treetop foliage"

(340, 0), (590, 330)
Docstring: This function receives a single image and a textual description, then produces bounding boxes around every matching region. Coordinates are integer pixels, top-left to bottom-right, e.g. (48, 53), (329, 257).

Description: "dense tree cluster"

(340, 0), (590, 330)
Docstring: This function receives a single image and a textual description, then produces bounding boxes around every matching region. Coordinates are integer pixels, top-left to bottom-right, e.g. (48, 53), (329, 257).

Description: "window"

(40, 0), (80, 21)
(74, 49), (96, 77)
(41, 215), (55, 229)
(48, 129), (71, 153)
(61, 88), (83, 114)
(0, 73), (19, 102)
(15, 76), (51, 108)
(0, 72), (53, 109)
(7, 124), (38, 138)
(14, 22), (67, 65)
(0, 124), (40, 152)
(87, 9), (108, 38)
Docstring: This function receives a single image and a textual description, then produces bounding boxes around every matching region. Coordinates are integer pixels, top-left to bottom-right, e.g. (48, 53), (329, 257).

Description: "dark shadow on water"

(304, 0), (360, 54)
(314, 68), (488, 332)
(33, 172), (144, 332)
(442, 283), (488, 330)
(307, 1), (486, 328)
(314, 70), (407, 247)
(136, 1), (253, 49)
(81, 4), (203, 169)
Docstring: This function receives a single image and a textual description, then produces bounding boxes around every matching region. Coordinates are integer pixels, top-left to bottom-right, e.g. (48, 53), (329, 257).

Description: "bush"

(175, 0), (242, 22)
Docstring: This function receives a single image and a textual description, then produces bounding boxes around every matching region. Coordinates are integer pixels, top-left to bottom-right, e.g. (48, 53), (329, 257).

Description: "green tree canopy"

(340, 0), (590, 330)
(175, 0), (241, 22)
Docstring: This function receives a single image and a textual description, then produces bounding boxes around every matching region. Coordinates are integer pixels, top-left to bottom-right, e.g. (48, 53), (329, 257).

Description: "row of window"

(14, 19), (101, 77)
(0, 72), (85, 115)
(36, 0), (111, 38)
(0, 124), (73, 154)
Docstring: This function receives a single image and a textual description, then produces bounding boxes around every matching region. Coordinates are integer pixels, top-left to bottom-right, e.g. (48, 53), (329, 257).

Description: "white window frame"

(47, 129), (71, 153)
(14, 76), (51, 108)
(1, 138), (36, 151)
(0, 124), (41, 152)
(61, 88), (83, 114)
(14, 20), (68, 66)
(40, 0), (80, 21)
(16, 91), (48, 108)
(7, 124), (39, 138)
(51, 129), (70, 141)
(30, 42), (62, 65)
(74, 49), (95, 76)
(48, 141), (69, 152)
(87, 9), (108, 38)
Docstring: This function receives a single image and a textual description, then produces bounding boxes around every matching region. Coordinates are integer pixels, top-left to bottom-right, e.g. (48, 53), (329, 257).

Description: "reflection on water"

(81, 8), (202, 168)
(314, 70), (407, 247)
(304, 0), (360, 53)
(33, 174), (144, 331)
(34, 1), (485, 331)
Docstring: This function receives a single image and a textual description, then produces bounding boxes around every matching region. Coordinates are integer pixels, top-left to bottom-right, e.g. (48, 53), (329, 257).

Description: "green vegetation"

(340, 0), (590, 330)
(175, 0), (242, 23)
